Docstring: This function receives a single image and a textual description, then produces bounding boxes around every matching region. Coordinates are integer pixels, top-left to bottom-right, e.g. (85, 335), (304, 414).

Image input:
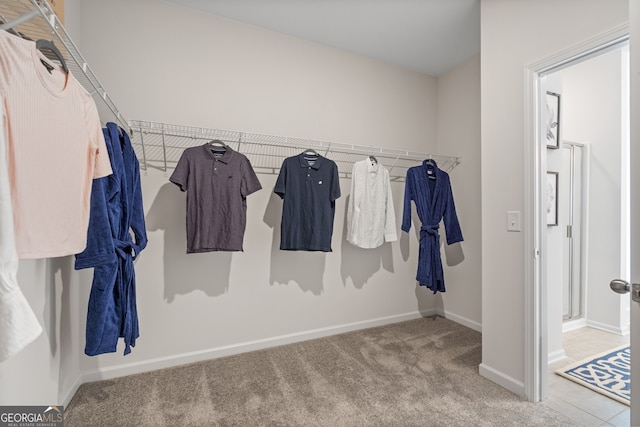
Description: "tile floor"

(543, 327), (630, 427)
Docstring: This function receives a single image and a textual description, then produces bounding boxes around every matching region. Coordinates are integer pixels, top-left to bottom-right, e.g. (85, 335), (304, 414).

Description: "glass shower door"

(562, 142), (584, 320)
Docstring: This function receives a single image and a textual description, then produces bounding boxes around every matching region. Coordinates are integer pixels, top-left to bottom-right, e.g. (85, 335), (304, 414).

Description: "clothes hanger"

(208, 139), (227, 148)
(35, 39), (68, 74)
(425, 156), (437, 179)
(208, 139), (227, 157)
(303, 148), (319, 156)
(369, 155), (378, 164)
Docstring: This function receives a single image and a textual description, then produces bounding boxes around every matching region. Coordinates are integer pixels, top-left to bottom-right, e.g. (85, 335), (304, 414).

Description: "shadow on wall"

(146, 183), (232, 302)
(44, 257), (74, 398)
(263, 191), (325, 295)
(443, 241), (465, 267)
(339, 194), (394, 289)
(44, 257), (74, 358)
(399, 201), (421, 262)
(415, 285), (437, 316)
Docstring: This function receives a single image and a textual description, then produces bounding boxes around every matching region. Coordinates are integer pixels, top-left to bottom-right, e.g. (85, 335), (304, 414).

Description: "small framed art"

(546, 91), (560, 149)
(546, 171), (558, 226)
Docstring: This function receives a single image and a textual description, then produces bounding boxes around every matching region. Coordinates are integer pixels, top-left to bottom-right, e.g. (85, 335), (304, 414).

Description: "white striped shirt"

(346, 157), (397, 248)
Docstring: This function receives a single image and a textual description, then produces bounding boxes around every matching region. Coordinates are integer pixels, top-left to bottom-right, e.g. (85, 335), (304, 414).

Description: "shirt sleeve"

(76, 126), (116, 268)
(125, 131), (148, 259)
(87, 101), (112, 179)
(274, 158), (287, 199)
(401, 169), (414, 232)
(0, 31), (16, 94)
(384, 171), (398, 242)
(240, 157), (262, 197)
(443, 177), (464, 245)
(346, 162), (357, 238)
(330, 161), (341, 202)
(170, 150), (190, 191)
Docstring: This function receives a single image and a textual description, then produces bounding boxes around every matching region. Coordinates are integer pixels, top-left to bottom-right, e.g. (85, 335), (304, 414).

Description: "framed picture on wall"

(546, 171), (559, 226)
(546, 91), (560, 149)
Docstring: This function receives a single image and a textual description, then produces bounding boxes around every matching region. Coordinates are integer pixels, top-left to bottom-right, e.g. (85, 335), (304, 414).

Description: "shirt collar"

(298, 152), (324, 170)
(203, 144), (234, 164)
(367, 157), (379, 174)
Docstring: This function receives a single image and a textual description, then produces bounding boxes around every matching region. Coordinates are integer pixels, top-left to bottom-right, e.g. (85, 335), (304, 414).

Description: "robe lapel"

(422, 160), (440, 216)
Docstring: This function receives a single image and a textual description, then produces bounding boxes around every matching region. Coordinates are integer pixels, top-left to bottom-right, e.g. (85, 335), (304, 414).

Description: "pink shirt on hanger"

(0, 30), (112, 258)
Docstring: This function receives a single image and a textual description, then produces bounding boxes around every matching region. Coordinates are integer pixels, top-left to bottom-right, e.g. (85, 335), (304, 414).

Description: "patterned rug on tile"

(556, 345), (630, 405)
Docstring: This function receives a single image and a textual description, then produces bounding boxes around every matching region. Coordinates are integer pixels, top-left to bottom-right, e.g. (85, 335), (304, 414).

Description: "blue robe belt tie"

(114, 237), (139, 356)
(418, 223), (445, 294)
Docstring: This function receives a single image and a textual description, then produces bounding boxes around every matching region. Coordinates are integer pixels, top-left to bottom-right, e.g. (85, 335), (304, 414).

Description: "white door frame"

(523, 23), (629, 402)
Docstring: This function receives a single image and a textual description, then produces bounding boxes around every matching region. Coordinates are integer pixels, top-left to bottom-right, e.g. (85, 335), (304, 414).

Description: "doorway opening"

(524, 26), (629, 403)
(540, 44), (631, 417)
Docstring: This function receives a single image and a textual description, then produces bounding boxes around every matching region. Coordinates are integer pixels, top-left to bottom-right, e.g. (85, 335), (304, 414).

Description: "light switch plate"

(507, 211), (521, 232)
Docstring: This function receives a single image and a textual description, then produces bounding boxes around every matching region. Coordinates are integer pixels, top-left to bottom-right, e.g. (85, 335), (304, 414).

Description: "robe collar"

(422, 159), (438, 177)
(422, 159), (441, 209)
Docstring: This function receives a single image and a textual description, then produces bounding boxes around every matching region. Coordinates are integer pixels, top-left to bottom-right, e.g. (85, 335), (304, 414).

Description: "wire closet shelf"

(129, 120), (461, 181)
(0, 0), (129, 130)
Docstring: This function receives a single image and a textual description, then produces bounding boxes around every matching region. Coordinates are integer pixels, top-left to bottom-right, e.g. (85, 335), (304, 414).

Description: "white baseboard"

(586, 319), (629, 336)
(61, 374), (82, 408)
(562, 318), (586, 333)
(81, 310), (439, 384)
(479, 363), (525, 398)
(547, 349), (567, 365)
(435, 308), (482, 333)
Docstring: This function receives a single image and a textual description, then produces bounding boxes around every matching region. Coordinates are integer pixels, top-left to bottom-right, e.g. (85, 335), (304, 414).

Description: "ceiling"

(164, 0), (480, 76)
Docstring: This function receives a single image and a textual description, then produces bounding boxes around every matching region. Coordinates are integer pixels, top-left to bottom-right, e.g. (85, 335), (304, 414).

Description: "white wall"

(79, 0), (437, 150)
(436, 55), (482, 329)
(560, 49), (629, 334)
(480, 0), (628, 395)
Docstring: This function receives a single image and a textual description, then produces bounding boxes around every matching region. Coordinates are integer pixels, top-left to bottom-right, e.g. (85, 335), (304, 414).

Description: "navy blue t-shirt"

(274, 153), (341, 251)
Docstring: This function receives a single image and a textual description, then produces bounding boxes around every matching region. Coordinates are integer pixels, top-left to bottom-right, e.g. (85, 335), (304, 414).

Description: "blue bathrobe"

(75, 122), (147, 356)
(401, 160), (463, 294)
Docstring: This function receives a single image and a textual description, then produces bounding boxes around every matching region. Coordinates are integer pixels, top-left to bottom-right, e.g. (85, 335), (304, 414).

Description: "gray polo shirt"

(170, 145), (262, 252)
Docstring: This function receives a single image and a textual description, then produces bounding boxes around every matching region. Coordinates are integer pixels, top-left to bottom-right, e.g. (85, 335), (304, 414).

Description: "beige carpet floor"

(65, 316), (579, 426)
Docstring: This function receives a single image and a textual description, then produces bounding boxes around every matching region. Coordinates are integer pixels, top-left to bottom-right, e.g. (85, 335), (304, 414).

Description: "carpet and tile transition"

(65, 316), (579, 426)
(556, 345), (630, 406)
